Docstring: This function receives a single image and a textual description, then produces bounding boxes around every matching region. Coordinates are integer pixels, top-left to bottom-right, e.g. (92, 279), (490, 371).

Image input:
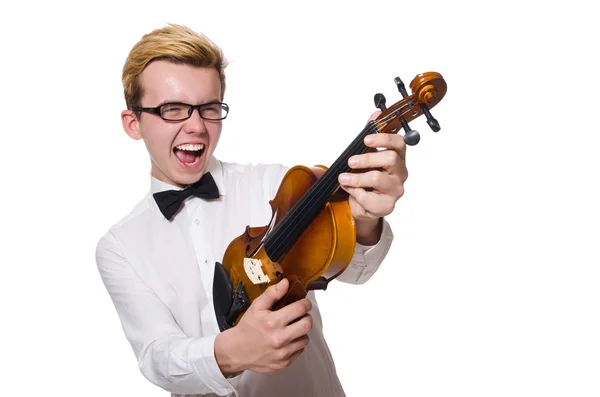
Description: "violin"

(213, 71), (447, 331)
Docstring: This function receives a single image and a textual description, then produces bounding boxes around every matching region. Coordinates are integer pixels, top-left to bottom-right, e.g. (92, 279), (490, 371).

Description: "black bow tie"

(153, 172), (220, 220)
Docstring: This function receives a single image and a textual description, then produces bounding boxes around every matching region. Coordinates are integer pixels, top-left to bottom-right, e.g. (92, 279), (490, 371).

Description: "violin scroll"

(372, 72), (446, 145)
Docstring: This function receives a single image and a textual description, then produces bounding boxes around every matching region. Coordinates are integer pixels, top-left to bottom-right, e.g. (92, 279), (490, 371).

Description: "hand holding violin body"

(214, 279), (312, 376)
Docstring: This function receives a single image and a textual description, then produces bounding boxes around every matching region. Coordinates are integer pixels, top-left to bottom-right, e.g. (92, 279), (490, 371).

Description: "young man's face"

(123, 60), (224, 188)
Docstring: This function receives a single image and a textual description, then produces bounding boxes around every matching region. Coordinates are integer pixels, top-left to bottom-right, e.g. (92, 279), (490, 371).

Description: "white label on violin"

(244, 258), (270, 285)
(244, 258), (283, 285)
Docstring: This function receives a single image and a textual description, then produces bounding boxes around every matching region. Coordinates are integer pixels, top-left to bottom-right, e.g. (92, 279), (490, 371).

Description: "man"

(96, 23), (408, 397)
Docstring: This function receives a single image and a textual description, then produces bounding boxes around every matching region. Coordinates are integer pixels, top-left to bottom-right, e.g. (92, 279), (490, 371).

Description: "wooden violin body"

(212, 72), (447, 331)
(224, 165), (355, 316)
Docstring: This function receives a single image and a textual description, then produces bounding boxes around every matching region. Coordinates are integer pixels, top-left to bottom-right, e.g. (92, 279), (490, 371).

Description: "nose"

(183, 107), (207, 134)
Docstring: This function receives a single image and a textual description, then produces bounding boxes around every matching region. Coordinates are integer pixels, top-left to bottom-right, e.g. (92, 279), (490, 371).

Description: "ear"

(121, 110), (142, 140)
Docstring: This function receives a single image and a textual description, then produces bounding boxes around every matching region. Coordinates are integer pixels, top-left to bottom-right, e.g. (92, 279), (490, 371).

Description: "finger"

(366, 110), (381, 123)
(256, 344), (306, 373)
(286, 347), (305, 363)
(277, 342), (307, 369)
(274, 298), (312, 326)
(282, 313), (313, 343)
(363, 133), (406, 158)
(347, 149), (403, 172)
(252, 278), (289, 311)
(339, 170), (399, 193)
(282, 335), (310, 360)
(341, 186), (399, 217)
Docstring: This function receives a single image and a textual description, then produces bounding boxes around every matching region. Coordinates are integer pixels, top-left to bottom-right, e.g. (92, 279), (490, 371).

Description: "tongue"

(175, 149), (197, 163)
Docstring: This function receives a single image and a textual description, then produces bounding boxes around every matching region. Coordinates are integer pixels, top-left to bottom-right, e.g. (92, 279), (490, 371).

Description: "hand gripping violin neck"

(213, 72), (447, 331)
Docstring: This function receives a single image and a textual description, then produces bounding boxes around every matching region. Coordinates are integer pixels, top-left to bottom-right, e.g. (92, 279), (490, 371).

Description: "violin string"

(265, 99), (414, 260)
(372, 101), (412, 130)
(266, 128), (375, 259)
(265, 122), (379, 259)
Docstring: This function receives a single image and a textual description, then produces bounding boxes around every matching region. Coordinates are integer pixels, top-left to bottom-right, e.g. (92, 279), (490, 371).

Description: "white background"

(1, 1), (599, 396)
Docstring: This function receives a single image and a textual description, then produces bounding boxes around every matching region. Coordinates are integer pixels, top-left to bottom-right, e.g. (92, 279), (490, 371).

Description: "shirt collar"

(150, 155), (226, 196)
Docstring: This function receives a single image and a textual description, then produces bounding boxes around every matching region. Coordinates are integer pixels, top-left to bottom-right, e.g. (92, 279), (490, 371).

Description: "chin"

(167, 172), (199, 188)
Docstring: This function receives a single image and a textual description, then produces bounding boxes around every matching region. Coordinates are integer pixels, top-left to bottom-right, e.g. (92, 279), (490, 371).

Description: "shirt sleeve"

(95, 231), (239, 396)
(335, 218), (394, 284)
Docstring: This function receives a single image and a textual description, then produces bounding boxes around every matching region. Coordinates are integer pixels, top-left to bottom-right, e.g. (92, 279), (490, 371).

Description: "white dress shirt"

(95, 155), (394, 397)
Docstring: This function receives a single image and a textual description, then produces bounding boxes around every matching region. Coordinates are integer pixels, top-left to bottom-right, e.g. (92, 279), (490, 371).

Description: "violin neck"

(263, 121), (379, 262)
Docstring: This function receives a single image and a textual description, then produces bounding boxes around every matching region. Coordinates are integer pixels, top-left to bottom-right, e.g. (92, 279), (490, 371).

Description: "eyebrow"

(156, 98), (222, 106)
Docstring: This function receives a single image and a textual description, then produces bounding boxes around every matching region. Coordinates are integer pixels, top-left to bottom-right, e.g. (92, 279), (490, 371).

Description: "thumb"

(252, 278), (289, 311)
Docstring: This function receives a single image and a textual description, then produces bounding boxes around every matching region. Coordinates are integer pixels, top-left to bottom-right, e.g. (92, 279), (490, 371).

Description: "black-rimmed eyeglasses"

(133, 101), (229, 121)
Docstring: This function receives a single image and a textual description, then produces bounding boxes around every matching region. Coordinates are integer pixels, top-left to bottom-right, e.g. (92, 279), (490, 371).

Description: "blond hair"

(122, 23), (228, 112)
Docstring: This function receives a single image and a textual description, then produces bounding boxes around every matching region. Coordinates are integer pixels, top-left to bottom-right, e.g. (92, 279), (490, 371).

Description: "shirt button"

(194, 219), (200, 225)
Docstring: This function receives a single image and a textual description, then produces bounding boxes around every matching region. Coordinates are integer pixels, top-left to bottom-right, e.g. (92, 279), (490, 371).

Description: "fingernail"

(339, 174), (350, 184)
(348, 157), (358, 166)
(364, 135), (374, 144)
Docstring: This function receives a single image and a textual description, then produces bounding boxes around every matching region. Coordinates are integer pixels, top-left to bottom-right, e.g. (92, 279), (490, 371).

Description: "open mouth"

(173, 143), (205, 167)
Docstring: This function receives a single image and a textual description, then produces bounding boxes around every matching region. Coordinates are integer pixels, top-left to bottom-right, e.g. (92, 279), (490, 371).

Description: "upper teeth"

(176, 143), (204, 151)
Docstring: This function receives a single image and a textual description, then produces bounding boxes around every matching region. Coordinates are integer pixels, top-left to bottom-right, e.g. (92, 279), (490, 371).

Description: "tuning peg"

(395, 76), (440, 133)
(393, 77), (421, 146)
(400, 120), (420, 145)
(421, 105), (441, 132)
(394, 76), (409, 98)
(374, 93), (387, 112)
